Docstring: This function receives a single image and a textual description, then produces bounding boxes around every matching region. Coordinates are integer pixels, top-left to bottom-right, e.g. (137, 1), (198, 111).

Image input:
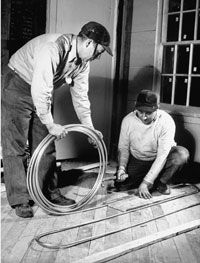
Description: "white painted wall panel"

(132, 0), (158, 32)
(46, 0), (117, 159)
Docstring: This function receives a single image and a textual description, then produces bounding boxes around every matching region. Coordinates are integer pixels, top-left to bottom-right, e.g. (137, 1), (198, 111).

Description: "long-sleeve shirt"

(118, 109), (176, 184)
(8, 33), (94, 128)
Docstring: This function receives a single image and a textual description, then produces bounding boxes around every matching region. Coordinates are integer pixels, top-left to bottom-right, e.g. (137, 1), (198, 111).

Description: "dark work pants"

(127, 146), (189, 188)
(1, 67), (59, 207)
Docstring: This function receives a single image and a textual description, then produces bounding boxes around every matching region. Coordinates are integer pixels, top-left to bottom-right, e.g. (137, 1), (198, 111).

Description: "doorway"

(1, 0), (47, 74)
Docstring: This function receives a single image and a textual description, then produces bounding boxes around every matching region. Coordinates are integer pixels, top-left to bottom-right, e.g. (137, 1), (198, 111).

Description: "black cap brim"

(136, 105), (158, 113)
(103, 45), (113, 56)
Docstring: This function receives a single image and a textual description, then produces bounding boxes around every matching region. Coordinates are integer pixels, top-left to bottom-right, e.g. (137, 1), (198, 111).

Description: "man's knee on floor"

(171, 146), (190, 166)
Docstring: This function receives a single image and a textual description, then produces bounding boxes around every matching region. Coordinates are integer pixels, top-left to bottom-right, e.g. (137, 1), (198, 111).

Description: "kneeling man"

(113, 89), (189, 199)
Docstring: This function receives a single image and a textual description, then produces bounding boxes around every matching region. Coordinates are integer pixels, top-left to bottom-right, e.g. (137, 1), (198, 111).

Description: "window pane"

(192, 44), (200, 74)
(183, 0), (196, 10)
(168, 0), (181, 12)
(177, 45), (190, 73)
(160, 76), (173, 103)
(162, 46), (175, 73)
(167, 14), (180, 41)
(189, 77), (200, 106)
(182, 12), (195, 40)
(197, 11), (200, 40)
(174, 77), (188, 105)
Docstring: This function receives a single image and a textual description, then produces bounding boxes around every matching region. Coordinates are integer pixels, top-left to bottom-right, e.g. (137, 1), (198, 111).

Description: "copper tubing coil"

(27, 124), (108, 215)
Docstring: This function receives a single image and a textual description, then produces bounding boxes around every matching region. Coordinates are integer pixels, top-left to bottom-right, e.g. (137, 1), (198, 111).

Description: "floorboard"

(1, 162), (200, 263)
(151, 204), (182, 263)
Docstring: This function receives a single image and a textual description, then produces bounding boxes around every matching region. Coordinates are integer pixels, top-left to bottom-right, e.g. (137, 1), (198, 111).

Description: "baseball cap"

(79, 21), (113, 56)
(135, 89), (159, 113)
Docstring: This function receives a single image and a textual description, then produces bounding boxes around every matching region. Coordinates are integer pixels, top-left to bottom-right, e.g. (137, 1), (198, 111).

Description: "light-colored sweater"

(118, 109), (176, 184)
(8, 34), (93, 128)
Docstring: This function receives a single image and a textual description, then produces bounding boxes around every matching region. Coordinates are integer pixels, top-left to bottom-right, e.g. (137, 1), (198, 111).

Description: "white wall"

(46, 0), (117, 159)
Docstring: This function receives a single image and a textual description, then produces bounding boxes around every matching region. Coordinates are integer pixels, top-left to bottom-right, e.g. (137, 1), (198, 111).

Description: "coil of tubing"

(27, 124), (107, 215)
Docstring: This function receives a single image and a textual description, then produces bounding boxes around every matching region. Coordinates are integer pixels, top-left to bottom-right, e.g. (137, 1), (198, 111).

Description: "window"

(160, 0), (200, 107)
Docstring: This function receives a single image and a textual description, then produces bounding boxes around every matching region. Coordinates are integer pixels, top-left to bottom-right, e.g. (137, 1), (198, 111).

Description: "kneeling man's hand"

(138, 182), (152, 199)
(116, 168), (128, 182)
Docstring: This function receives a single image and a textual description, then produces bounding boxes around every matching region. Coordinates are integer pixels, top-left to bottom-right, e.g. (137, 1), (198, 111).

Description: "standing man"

(1, 21), (113, 218)
(111, 89), (189, 199)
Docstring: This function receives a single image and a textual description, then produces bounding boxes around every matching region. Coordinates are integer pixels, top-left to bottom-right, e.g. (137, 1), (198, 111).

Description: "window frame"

(154, 0), (200, 117)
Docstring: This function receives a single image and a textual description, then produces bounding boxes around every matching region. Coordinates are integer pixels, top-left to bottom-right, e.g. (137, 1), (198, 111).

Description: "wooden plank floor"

(1, 161), (200, 263)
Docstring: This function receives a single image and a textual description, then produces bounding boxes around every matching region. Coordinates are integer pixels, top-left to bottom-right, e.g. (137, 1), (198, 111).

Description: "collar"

(68, 35), (84, 66)
(134, 110), (158, 124)
(68, 35), (78, 63)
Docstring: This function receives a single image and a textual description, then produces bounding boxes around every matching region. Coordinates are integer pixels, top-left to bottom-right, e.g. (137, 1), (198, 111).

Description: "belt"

(8, 65), (28, 83)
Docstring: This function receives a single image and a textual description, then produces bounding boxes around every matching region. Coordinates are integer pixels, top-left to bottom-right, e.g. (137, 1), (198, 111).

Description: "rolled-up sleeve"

(70, 63), (94, 128)
(31, 43), (59, 126)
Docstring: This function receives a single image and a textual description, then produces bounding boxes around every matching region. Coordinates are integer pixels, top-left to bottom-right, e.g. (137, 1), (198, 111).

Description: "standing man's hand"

(95, 130), (103, 139)
(138, 182), (152, 199)
(88, 129), (103, 147)
(46, 123), (67, 140)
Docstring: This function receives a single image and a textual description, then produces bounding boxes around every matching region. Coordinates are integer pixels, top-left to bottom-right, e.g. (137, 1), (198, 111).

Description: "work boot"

(15, 203), (34, 218)
(50, 194), (76, 205)
(157, 182), (171, 195)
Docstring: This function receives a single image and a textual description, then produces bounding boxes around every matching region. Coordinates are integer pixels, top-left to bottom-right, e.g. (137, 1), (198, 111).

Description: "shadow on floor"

(57, 169), (85, 188)
(172, 161), (200, 184)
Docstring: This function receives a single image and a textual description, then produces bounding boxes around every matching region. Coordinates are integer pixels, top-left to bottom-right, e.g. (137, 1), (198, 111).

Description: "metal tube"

(33, 184), (200, 249)
(27, 124), (108, 215)
(35, 202), (200, 249)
